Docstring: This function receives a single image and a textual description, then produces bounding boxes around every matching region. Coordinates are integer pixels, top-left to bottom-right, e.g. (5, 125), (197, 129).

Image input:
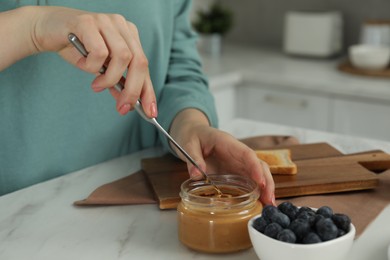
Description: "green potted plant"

(193, 2), (233, 56)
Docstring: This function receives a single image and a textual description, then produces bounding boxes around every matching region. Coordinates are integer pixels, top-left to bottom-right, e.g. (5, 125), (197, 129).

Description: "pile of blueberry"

(252, 202), (351, 244)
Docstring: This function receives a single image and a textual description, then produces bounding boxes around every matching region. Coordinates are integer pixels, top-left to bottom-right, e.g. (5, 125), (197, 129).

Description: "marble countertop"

(1, 118), (390, 260)
(204, 45), (390, 102)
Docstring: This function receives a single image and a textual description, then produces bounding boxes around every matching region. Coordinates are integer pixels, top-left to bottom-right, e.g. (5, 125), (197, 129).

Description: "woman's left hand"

(169, 109), (275, 206)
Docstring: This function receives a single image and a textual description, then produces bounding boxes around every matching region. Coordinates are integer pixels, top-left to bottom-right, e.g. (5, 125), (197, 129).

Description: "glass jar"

(177, 174), (262, 253)
(360, 20), (390, 47)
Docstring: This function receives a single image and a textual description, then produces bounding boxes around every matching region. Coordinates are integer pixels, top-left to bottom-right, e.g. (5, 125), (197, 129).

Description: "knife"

(67, 33), (222, 194)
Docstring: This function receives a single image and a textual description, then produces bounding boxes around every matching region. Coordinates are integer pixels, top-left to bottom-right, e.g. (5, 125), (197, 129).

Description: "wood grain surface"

(142, 142), (390, 209)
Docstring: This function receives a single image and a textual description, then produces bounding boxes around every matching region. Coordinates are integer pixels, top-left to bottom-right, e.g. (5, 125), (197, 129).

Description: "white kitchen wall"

(217, 0), (390, 52)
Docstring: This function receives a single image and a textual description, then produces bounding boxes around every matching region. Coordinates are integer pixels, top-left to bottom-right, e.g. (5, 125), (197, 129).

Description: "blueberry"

(316, 218), (338, 241)
(262, 205), (279, 221)
(338, 228), (346, 237)
(298, 206), (316, 215)
(278, 201), (293, 212)
(317, 206), (333, 218)
(253, 216), (268, 233)
(264, 222), (283, 239)
(313, 214), (325, 227)
(289, 218), (311, 240)
(278, 201), (298, 220)
(332, 213), (351, 233)
(296, 210), (316, 226)
(270, 212), (291, 228)
(302, 232), (322, 244)
(277, 229), (297, 243)
(258, 202), (351, 245)
(297, 209), (315, 219)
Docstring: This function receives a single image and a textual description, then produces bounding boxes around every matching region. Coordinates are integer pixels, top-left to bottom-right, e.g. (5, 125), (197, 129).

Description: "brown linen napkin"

(277, 169), (390, 237)
(74, 135), (299, 206)
(74, 170), (156, 206)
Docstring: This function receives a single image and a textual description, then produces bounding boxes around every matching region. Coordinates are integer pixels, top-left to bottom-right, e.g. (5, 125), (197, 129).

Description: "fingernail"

(91, 81), (100, 89)
(150, 101), (158, 118)
(119, 103), (131, 115)
(92, 86), (105, 92)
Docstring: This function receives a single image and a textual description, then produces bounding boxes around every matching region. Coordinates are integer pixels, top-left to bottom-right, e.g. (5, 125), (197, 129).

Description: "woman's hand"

(169, 109), (276, 206)
(1, 6), (157, 117)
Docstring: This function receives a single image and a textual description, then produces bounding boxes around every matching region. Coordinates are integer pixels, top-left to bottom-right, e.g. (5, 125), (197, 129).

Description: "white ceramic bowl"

(349, 44), (390, 70)
(248, 213), (355, 260)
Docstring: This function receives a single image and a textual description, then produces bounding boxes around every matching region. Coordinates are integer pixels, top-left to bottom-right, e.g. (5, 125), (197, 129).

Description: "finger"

(75, 26), (109, 74)
(107, 77), (130, 115)
(107, 76), (154, 117)
(108, 86), (121, 100)
(241, 148), (275, 205)
(115, 22), (150, 114)
(116, 62), (146, 114)
(123, 24), (157, 118)
(179, 141), (206, 180)
(59, 44), (84, 68)
(140, 77), (158, 118)
(186, 146), (207, 180)
(90, 72), (106, 92)
(91, 23), (132, 90)
(187, 162), (207, 181)
(258, 161), (276, 206)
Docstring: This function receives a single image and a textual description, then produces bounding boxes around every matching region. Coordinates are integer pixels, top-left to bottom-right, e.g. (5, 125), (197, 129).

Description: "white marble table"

(1, 118), (390, 260)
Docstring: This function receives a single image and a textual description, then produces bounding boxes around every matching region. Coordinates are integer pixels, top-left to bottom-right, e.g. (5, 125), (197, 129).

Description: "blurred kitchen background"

(190, 0), (390, 142)
(192, 0), (390, 50)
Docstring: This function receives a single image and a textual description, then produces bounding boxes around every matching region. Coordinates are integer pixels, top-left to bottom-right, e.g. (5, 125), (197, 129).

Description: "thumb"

(185, 151), (207, 181)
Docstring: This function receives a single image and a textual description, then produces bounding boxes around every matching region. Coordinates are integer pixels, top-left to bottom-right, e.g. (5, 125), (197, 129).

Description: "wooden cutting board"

(338, 60), (390, 78)
(141, 142), (389, 209)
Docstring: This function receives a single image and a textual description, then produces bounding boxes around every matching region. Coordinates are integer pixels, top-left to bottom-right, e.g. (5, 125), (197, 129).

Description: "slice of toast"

(255, 149), (298, 175)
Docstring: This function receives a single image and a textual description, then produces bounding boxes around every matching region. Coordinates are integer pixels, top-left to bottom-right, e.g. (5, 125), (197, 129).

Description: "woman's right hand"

(1, 6), (157, 117)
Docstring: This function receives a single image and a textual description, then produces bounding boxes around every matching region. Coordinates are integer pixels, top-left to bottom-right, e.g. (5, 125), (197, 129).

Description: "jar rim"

(179, 174), (260, 210)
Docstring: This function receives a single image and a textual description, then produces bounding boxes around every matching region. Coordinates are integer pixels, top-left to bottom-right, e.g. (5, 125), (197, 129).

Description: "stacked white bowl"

(349, 44), (390, 70)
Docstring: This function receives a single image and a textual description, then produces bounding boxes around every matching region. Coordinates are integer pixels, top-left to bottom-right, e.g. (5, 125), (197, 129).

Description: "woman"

(0, 0), (275, 205)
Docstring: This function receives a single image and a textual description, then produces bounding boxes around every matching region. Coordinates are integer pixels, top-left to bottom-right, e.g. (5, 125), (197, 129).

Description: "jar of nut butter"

(177, 174), (262, 253)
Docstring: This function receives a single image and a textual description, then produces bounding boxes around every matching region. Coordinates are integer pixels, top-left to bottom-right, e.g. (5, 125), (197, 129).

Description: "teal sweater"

(0, 0), (218, 195)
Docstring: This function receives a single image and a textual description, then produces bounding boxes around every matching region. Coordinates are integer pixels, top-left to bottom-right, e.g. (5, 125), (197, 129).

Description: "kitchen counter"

(204, 44), (390, 102)
(203, 44), (390, 142)
(1, 118), (390, 260)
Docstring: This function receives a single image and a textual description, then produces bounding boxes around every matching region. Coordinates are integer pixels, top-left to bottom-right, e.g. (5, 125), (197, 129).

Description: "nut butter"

(177, 175), (262, 253)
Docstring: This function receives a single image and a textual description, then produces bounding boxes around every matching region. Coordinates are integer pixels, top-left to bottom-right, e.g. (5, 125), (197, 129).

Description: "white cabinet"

(212, 84), (236, 127)
(332, 98), (390, 141)
(235, 83), (390, 142)
(236, 84), (331, 131)
(209, 73), (242, 127)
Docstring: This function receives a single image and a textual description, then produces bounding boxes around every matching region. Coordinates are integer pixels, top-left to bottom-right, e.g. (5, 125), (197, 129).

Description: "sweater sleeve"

(156, 0), (219, 152)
